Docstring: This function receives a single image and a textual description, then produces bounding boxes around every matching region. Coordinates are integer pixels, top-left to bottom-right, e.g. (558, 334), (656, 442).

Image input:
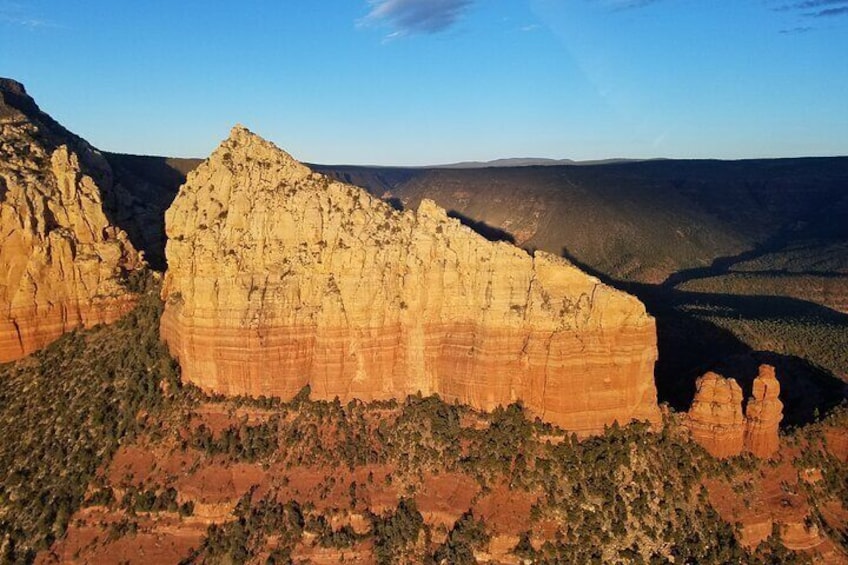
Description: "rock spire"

(686, 364), (783, 458)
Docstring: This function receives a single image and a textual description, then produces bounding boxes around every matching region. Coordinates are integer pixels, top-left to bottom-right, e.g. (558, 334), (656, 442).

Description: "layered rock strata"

(161, 126), (660, 434)
(743, 365), (783, 458)
(686, 365), (783, 458)
(0, 79), (142, 362)
(686, 372), (746, 458)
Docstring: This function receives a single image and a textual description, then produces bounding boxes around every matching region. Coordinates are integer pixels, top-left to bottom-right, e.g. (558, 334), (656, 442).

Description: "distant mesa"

(160, 125), (661, 434)
(686, 364), (783, 458)
(433, 157), (645, 169)
(0, 78), (144, 362)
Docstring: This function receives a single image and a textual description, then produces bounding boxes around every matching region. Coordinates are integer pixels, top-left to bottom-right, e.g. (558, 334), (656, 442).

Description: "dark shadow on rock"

(104, 153), (200, 271)
(723, 268), (848, 279)
(448, 210), (516, 244)
(710, 352), (848, 429)
(560, 247), (747, 410)
(661, 231), (794, 289)
(638, 285), (847, 420)
(561, 246), (848, 422)
(310, 165), (424, 198)
(384, 197), (405, 212)
(106, 153), (197, 190)
(620, 282), (755, 412)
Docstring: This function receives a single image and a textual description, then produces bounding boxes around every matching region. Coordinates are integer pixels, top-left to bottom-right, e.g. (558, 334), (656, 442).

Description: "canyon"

(160, 126), (661, 434)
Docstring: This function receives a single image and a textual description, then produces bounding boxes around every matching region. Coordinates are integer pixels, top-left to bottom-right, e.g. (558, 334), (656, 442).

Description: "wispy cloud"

(780, 25), (814, 33)
(779, 0), (847, 8)
(0, 2), (61, 29)
(361, 0), (473, 37)
(774, 0), (848, 17)
(520, 23), (541, 32)
(598, 0), (663, 11)
(811, 5), (848, 15)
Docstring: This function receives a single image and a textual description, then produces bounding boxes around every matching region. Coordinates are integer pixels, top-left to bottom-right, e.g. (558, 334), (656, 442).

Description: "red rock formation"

(780, 520), (824, 552)
(687, 364), (784, 458)
(744, 365), (783, 458)
(824, 429), (848, 463)
(0, 78), (142, 362)
(160, 126), (661, 434)
(686, 372), (746, 458)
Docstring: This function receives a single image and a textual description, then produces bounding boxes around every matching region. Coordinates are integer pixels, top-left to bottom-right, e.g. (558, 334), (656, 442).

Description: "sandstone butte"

(160, 125), (661, 434)
(0, 78), (142, 362)
(686, 364), (783, 458)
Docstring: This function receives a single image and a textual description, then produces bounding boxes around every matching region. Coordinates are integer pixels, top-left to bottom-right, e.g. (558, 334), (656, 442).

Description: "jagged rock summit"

(686, 365), (783, 458)
(0, 79), (143, 362)
(160, 126), (661, 433)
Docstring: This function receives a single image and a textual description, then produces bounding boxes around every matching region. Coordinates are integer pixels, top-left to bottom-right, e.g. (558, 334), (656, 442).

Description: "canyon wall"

(160, 126), (661, 434)
(0, 79), (143, 362)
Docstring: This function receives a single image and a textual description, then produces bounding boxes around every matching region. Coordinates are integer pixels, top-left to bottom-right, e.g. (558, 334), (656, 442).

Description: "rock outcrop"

(0, 78), (142, 362)
(686, 372), (746, 458)
(686, 364), (783, 458)
(744, 365), (783, 458)
(160, 126), (660, 434)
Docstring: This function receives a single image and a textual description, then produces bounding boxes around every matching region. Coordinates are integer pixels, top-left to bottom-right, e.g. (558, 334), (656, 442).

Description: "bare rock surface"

(687, 364), (784, 457)
(744, 364), (784, 458)
(160, 126), (661, 433)
(0, 78), (142, 362)
(686, 372), (746, 458)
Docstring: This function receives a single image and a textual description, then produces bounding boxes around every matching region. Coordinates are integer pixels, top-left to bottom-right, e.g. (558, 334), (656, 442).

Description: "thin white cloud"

(600, 0), (663, 11)
(361, 0), (473, 37)
(0, 2), (61, 29)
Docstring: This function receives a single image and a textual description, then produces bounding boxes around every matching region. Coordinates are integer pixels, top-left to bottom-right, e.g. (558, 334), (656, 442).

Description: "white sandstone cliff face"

(161, 126), (660, 434)
(0, 79), (142, 362)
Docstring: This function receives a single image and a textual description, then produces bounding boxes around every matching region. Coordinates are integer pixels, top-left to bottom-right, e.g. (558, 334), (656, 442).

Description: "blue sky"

(1, 0), (847, 165)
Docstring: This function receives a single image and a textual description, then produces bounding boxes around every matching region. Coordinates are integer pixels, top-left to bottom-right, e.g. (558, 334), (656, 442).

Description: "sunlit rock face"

(686, 365), (783, 458)
(0, 79), (142, 362)
(744, 365), (783, 458)
(161, 126), (660, 434)
(686, 372), (747, 458)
